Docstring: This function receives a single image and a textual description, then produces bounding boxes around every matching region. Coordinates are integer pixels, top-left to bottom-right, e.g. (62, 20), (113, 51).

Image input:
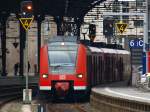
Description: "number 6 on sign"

(129, 40), (134, 47)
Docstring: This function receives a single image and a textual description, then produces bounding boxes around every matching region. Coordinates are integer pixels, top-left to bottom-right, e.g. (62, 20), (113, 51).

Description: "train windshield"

(48, 47), (77, 74)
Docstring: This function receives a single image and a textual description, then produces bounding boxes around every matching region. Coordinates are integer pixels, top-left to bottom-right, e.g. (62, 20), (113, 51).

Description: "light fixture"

(61, 42), (65, 46)
(42, 74), (48, 78)
(27, 5), (32, 10)
(76, 74), (83, 78)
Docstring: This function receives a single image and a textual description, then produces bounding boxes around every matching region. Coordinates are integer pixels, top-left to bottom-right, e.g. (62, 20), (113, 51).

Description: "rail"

(0, 76), (38, 108)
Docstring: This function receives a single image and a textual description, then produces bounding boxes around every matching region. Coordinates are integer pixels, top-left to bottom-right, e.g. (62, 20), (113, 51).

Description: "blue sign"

(129, 39), (143, 48)
(142, 52), (146, 74)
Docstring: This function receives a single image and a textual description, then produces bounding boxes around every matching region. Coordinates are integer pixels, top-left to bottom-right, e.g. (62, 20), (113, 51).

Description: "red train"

(39, 36), (131, 98)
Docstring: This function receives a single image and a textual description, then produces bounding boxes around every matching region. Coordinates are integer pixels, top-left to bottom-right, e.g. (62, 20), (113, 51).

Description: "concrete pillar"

(0, 12), (9, 76)
(19, 22), (26, 76)
(75, 17), (83, 40)
(16, 14), (26, 76)
(54, 16), (64, 35)
(35, 15), (45, 74)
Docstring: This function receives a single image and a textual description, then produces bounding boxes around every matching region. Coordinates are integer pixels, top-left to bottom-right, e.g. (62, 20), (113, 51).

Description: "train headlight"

(77, 74), (83, 78)
(42, 74), (48, 78)
(61, 42), (65, 46)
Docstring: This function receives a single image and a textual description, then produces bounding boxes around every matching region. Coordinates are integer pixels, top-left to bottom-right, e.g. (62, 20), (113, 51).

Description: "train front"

(39, 37), (87, 98)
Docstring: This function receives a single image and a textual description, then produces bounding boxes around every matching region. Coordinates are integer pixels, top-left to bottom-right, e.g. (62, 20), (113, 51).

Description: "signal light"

(27, 5), (32, 10)
(89, 24), (96, 42)
(89, 24), (96, 36)
(103, 19), (114, 37)
(21, 1), (33, 15)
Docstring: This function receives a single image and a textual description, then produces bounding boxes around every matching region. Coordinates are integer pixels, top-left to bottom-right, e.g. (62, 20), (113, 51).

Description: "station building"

(0, 0), (149, 75)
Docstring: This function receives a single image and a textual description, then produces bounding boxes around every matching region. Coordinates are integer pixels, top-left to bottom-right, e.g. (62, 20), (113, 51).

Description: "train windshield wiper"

(50, 64), (63, 69)
(51, 63), (74, 67)
(60, 63), (74, 67)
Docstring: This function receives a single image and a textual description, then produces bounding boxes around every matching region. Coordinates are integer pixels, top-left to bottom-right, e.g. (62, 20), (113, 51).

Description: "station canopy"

(0, 0), (106, 17)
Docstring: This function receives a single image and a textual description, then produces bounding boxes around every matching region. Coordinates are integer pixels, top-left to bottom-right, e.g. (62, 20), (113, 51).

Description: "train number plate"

(59, 75), (66, 80)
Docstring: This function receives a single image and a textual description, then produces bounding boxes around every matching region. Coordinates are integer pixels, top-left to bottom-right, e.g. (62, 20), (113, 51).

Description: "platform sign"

(129, 39), (143, 48)
(116, 22), (127, 34)
(142, 52), (146, 75)
(19, 17), (34, 31)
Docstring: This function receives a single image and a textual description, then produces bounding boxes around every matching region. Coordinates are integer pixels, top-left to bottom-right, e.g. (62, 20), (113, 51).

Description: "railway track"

(0, 96), (21, 109)
(0, 83), (38, 109)
(46, 103), (88, 112)
(35, 97), (92, 112)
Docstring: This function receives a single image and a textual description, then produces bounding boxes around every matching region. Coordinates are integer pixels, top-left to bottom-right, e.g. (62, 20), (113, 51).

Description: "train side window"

(102, 57), (104, 82)
(112, 56), (115, 81)
(92, 55), (95, 86)
(97, 55), (99, 85)
(100, 56), (102, 82)
(89, 55), (92, 86)
(105, 56), (108, 81)
(94, 55), (97, 86)
(108, 56), (110, 81)
(95, 56), (98, 85)
(111, 56), (113, 82)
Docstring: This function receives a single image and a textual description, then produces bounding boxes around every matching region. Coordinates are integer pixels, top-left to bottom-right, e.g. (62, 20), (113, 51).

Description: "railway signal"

(103, 19), (114, 37)
(21, 1), (33, 17)
(89, 24), (96, 42)
(20, 0), (34, 104)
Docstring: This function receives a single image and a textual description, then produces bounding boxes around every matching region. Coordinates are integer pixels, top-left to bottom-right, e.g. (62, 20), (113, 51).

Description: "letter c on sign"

(139, 40), (143, 47)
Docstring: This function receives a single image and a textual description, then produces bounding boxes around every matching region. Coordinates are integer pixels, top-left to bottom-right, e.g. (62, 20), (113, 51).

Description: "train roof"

(88, 46), (130, 54)
(48, 36), (77, 43)
(80, 39), (123, 50)
(80, 39), (130, 54)
(47, 37), (129, 54)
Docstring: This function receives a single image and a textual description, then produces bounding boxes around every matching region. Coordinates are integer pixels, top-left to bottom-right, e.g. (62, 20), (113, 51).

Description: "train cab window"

(48, 50), (77, 74)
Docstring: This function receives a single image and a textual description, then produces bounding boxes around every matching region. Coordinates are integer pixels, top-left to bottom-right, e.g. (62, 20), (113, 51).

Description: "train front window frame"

(48, 45), (78, 74)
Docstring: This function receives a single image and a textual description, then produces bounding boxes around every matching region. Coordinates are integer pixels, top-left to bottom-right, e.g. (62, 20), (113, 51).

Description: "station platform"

(91, 82), (150, 112)
(92, 82), (150, 103)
